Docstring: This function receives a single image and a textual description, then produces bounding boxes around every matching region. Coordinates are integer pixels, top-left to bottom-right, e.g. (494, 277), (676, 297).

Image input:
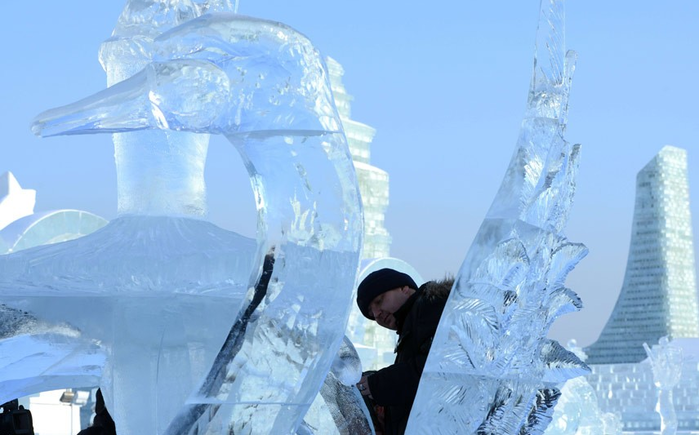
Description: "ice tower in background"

(582, 146), (699, 433)
(326, 57), (400, 370)
(408, 0), (589, 432)
(326, 57), (391, 260)
(586, 146), (699, 364)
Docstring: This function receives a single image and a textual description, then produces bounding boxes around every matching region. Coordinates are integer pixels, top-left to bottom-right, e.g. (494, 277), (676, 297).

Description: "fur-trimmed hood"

(419, 278), (453, 301)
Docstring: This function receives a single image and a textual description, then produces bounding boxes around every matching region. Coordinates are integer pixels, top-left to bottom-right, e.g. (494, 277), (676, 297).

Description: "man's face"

(369, 286), (411, 330)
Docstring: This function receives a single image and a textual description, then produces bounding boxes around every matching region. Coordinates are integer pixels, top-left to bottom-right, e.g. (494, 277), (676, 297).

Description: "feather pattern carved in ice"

(406, 1), (588, 433)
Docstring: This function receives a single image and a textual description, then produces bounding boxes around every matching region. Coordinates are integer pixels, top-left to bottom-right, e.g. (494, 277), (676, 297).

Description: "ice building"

(0, 172), (107, 254)
(586, 146), (699, 364)
(326, 57), (402, 370)
(583, 147), (699, 433)
(587, 338), (699, 433)
(326, 57), (391, 259)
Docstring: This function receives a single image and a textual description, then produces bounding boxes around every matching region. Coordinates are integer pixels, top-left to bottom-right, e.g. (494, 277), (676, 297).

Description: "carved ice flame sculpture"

(407, 0), (589, 433)
(643, 337), (683, 435)
(1, 1), (364, 434)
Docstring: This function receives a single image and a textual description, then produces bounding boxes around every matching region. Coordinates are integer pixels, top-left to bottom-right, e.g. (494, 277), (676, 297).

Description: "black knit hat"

(357, 268), (418, 320)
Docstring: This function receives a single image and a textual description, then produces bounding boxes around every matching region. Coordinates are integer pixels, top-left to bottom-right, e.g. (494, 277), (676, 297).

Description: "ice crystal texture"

(300, 336), (375, 435)
(1, 1), (363, 434)
(543, 377), (622, 435)
(406, 0), (589, 433)
(543, 341), (622, 435)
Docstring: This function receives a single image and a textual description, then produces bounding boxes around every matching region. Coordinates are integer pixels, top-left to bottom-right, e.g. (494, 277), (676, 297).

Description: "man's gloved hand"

(356, 374), (373, 399)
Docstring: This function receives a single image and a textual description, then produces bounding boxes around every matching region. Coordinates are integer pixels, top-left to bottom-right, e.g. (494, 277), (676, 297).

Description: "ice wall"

(407, 0), (588, 433)
(3, 2), (364, 435)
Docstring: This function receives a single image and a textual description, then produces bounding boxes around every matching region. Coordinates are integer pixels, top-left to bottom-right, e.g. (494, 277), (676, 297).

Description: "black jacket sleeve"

(368, 352), (427, 406)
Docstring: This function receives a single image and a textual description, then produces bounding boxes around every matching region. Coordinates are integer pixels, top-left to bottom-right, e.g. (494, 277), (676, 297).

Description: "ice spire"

(407, 0), (587, 433)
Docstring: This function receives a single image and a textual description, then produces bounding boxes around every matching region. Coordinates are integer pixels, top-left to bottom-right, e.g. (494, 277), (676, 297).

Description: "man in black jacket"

(355, 268), (451, 435)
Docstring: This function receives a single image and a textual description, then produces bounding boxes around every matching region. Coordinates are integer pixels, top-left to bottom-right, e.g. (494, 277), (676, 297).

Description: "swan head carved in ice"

(19, 5), (363, 434)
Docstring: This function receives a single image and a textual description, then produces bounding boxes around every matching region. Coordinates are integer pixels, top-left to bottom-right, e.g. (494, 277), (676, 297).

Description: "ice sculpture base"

(0, 215), (259, 434)
(0, 215), (257, 296)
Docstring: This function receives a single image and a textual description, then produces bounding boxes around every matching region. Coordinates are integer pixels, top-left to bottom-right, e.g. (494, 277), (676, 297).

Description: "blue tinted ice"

(2, 2), (363, 434)
(407, 0), (589, 433)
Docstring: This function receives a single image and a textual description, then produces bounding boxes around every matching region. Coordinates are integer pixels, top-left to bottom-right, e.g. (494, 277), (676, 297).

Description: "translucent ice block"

(23, 4), (362, 434)
(407, 1), (588, 433)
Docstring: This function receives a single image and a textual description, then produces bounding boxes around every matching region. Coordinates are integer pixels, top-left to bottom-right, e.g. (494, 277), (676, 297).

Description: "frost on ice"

(407, 0), (589, 433)
(2, 1), (364, 434)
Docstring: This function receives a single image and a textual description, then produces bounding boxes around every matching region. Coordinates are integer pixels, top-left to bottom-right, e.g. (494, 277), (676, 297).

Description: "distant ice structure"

(588, 338), (699, 433)
(0, 172), (36, 232)
(0, 171), (108, 255)
(407, 0), (589, 433)
(644, 337), (683, 435)
(584, 146), (699, 433)
(2, 1), (363, 435)
(543, 340), (622, 435)
(585, 146), (699, 364)
(325, 57), (391, 260)
(326, 57), (399, 370)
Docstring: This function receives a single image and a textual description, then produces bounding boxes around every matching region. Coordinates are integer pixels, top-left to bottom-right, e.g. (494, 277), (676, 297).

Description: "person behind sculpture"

(355, 268), (451, 435)
(76, 389), (117, 435)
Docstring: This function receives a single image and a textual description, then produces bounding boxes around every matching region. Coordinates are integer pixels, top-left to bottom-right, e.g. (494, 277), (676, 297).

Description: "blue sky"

(2, 1), (698, 346)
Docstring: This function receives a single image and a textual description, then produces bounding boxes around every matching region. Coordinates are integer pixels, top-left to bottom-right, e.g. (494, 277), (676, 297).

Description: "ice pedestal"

(0, 216), (255, 433)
